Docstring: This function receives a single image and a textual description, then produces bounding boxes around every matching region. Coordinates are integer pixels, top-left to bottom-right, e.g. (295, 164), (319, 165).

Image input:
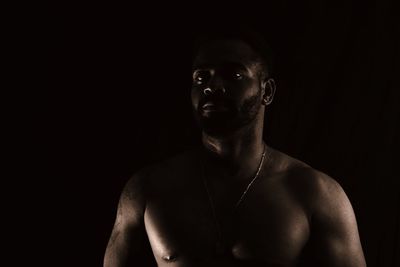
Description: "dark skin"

(104, 40), (366, 267)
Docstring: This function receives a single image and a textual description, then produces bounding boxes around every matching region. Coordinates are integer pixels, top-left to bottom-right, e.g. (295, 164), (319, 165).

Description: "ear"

(261, 78), (276, 106)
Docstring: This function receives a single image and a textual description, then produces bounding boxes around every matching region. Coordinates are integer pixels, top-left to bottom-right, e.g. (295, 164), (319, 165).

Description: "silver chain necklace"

(201, 143), (268, 253)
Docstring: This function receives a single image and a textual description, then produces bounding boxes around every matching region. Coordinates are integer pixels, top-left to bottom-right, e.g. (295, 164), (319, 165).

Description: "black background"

(49, 1), (399, 266)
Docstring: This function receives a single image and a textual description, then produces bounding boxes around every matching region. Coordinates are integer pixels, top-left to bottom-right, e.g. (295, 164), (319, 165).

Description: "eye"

(222, 70), (244, 81)
(193, 70), (210, 85)
(194, 76), (204, 85)
(233, 73), (243, 80)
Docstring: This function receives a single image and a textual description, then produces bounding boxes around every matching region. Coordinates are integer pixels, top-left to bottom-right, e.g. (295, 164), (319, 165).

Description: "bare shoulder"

(116, 150), (197, 226)
(116, 166), (153, 224)
(268, 147), (350, 215)
(268, 149), (365, 265)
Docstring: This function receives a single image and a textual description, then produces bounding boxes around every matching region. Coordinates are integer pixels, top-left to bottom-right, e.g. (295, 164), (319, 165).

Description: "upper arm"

(311, 174), (366, 267)
(104, 172), (154, 267)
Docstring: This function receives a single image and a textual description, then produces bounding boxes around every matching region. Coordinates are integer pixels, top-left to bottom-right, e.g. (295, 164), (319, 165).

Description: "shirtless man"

(104, 28), (366, 267)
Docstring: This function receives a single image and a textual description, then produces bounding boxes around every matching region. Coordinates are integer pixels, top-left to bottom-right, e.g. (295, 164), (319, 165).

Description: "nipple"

(162, 254), (178, 262)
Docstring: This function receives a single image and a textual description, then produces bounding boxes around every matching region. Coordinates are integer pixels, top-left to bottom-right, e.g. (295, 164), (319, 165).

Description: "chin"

(202, 126), (234, 138)
(194, 107), (258, 138)
(200, 118), (253, 138)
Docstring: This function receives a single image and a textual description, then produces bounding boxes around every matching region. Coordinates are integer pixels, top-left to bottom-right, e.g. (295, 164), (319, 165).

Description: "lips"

(201, 102), (229, 112)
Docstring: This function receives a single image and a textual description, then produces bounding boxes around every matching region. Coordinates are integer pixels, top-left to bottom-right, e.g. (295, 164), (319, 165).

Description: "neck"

(200, 118), (266, 179)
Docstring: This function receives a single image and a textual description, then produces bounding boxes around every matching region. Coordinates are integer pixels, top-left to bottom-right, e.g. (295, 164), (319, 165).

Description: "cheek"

(191, 86), (201, 109)
(230, 82), (261, 102)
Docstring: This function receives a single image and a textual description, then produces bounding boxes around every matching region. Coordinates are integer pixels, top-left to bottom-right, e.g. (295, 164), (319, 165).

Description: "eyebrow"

(192, 61), (249, 72)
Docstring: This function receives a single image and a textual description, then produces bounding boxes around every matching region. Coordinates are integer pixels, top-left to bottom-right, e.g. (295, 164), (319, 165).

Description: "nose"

(203, 76), (226, 95)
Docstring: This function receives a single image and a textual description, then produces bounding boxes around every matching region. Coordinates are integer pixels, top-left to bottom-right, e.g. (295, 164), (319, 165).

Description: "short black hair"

(192, 23), (274, 77)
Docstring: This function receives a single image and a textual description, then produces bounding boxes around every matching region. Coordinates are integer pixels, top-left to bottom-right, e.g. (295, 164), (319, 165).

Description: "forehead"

(193, 40), (261, 69)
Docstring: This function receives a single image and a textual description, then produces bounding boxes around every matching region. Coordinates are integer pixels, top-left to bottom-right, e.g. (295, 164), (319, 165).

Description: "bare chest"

(143, 178), (310, 266)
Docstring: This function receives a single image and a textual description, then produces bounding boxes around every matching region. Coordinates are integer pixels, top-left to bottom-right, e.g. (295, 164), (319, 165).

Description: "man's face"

(191, 40), (265, 137)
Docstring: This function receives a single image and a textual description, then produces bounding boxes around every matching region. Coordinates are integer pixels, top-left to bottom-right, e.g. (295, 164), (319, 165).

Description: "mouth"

(201, 102), (229, 112)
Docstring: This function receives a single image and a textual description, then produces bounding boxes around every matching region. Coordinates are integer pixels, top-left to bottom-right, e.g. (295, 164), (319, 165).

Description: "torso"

(142, 147), (314, 267)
